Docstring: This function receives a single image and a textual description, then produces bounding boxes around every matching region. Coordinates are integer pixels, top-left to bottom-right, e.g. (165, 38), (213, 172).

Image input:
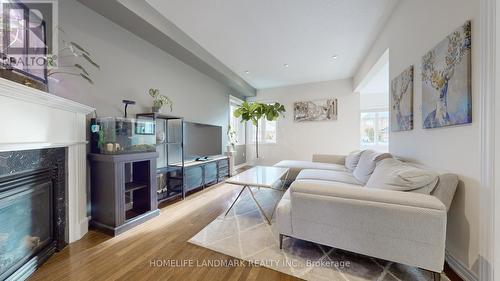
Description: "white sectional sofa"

(274, 150), (458, 281)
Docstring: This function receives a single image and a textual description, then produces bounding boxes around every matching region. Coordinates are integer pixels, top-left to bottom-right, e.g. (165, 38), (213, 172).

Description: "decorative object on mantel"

(47, 29), (100, 86)
(0, 68), (48, 92)
(293, 98), (337, 122)
(0, 1), (49, 92)
(149, 88), (173, 113)
(391, 65), (414, 131)
(233, 101), (285, 158)
(422, 21), (472, 129)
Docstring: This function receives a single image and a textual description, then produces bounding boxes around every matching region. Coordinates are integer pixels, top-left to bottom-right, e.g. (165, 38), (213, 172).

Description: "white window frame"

(229, 96), (246, 145)
(360, 108), (389, 150)
(248, 118), (277, 144)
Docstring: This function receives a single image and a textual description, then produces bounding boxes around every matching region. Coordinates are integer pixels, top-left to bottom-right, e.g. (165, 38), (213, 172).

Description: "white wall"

(53, 0), (231, 147)
(360, 92), (388, 111)
(247, 79), (360, 165)
(354, 0), (480, 275)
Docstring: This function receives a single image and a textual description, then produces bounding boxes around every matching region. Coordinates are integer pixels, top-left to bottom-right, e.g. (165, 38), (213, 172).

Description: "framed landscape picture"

(293, 98), (337, 122)
(421, 21), (472, 129)
(391, 66), (414, 132)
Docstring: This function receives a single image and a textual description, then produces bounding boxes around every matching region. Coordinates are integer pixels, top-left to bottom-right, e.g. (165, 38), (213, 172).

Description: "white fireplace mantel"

(0, 77), (94, 243)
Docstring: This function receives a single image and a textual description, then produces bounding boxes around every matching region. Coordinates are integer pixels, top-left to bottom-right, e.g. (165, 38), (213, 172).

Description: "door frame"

(478, 0), (497, 280)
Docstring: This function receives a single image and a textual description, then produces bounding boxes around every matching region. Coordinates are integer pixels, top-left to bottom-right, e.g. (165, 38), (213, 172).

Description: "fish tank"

(90, 117), (156, 154)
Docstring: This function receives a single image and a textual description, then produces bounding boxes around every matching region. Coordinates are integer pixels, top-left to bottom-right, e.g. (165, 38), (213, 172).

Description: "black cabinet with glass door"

(137, 113), (185, 203)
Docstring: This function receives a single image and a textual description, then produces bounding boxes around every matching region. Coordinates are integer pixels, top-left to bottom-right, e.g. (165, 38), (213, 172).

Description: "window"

(250, 118), (277, 144)
(360, 110), (389, 149)
(229, 96), (246, 145)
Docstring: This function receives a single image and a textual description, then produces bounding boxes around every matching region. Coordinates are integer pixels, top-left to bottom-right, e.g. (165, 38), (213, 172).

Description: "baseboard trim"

(234, 163), (249, 169)
(68, 216), (90, 243)
(445, 251), (478, 281)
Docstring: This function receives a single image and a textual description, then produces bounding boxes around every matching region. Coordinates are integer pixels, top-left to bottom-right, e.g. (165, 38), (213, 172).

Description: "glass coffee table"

(224, 166), (289, 225)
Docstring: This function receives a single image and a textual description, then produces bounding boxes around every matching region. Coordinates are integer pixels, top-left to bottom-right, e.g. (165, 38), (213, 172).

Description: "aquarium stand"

(88, 152), (160, 236)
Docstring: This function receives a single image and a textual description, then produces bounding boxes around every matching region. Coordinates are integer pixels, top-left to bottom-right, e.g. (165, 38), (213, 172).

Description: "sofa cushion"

(274, 160), (347, 180)
(293, 179), (362, 189)
(431, 174), (459, 211)
(352, 150), (392, 183)
(275, 160), (347, 171)
(366, 158), (439, 194)
(275, 189), (292, 235)
(345, 150), (363, 171)
(296, 169), (363, 186)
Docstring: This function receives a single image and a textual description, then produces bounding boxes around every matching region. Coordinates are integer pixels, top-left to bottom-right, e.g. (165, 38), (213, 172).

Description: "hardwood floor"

(29, 183), (300, 281)
(29, 180), (463, 281)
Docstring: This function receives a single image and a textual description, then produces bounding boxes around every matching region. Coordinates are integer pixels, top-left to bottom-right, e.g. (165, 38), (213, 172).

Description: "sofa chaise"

(274, 150), (458, 281)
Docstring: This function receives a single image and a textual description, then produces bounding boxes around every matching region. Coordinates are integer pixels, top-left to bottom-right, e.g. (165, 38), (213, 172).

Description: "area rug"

(189, 186), (448, 281)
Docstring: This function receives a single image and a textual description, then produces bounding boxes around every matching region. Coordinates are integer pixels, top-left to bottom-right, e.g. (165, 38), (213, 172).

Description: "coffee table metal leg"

(247, 186), (272, 225)
(280, 170), (290, 190)
(225, 185), (247, 217)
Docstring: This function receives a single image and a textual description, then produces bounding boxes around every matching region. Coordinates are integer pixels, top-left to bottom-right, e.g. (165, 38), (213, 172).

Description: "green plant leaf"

(242, 112), (250, 121)
(233, 110), (242, 118)
(82, 53), (100, 69)
(266, 111), (275, 121)
(74, 63), (89, 76)
(249, 102), (259, 112)
(70, 42), (90, 55)
(80, 73), (94, 84)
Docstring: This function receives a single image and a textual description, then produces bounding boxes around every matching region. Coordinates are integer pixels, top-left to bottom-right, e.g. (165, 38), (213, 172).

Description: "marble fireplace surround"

(0, 77), (94, 243)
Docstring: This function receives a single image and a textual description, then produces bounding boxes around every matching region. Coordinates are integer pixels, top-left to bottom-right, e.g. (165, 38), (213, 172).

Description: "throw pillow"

(345, 150), (364, 172)
(366, 158), (439, 194)
(352, 150), (392, 183)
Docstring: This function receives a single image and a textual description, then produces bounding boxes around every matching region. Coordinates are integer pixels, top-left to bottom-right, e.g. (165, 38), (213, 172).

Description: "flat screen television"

(183, 122), (222, 160)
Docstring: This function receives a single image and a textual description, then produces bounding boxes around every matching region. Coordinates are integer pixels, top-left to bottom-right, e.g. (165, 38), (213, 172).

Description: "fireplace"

(0, 148), (66, 281)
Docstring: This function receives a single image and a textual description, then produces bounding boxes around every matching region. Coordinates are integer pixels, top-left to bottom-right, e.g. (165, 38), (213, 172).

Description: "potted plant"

(47, 28), (100, 87)
(233, 101), (285, 158)
(149, 88), (173, 113)
(227, 124), (237, 152)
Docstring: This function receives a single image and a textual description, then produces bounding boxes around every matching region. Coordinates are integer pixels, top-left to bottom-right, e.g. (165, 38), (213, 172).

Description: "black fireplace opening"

(0, 148), (67, 281)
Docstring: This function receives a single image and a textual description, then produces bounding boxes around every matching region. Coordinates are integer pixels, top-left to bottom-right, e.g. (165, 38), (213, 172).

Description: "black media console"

(184, 156), (229, 194)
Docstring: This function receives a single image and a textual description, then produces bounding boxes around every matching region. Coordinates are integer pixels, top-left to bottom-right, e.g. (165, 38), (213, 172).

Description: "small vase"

(152, 106), (161, 113)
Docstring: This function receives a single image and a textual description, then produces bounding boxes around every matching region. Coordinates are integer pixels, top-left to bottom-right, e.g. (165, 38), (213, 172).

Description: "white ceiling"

(146, 0), (399, 89)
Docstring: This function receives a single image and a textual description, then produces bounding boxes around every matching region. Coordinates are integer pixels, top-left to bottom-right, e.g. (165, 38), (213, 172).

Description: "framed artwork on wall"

(293, 98), (337, 122)
(421, 21), (472, 129)
(391, 65), (414, 131)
